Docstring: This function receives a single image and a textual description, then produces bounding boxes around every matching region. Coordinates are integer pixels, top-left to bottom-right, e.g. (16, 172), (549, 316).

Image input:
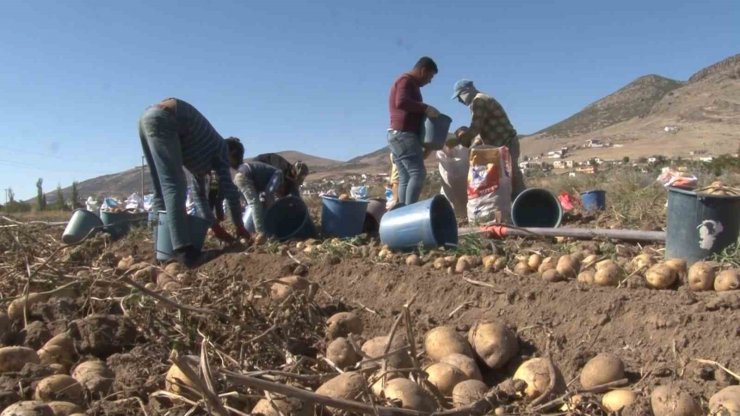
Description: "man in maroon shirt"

(387, 56), (440, 206)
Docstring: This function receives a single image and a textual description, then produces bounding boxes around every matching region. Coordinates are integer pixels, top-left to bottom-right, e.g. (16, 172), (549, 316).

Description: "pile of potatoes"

(0, 337), (115, 415)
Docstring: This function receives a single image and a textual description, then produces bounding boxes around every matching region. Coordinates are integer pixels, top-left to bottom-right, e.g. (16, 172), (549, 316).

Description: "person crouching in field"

(138, 98), (251, 268)
(234, 161), (289, 236)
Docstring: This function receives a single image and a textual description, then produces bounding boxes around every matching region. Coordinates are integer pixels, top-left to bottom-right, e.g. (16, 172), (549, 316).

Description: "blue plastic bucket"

(62, 209), (104, 244)
(379, 194), (458, 250)
(100, 211), (131, 240)
(154, 211), (211, 261)
(263, 196), (317, 241)
(423, 114), (453, 150)
(666, 187), (740, 264)
(511, 188), (562, 228)
(321, 197), (370, 238)
(580, 190), (607, 212)
(242, 206), (257, 234)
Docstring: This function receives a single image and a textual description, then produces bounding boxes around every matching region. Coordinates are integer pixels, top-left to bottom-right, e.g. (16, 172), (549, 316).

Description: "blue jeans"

(139, 106), (193, 251)
(387, 130), (426, 205)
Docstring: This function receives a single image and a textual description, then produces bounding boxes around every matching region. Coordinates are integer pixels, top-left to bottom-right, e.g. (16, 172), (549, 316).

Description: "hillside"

(521, 53), (740, 161)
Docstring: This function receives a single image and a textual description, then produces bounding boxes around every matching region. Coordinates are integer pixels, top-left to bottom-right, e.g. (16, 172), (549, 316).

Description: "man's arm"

(395, 77), (428, 114)
(214, 162), (244, 228)
(457, 98), (486, 147)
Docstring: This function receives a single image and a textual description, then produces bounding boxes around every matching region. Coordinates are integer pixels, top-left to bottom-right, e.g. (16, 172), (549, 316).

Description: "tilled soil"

(0, 222), (738, 415)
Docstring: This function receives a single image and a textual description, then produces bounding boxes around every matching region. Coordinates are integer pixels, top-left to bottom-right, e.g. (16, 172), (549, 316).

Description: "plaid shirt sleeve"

(459, 97), (488, 147)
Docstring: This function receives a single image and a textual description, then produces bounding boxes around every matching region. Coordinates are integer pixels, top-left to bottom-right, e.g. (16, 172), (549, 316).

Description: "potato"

(594, 263), (620, 286)
(455, 257), (471, 273)
(483, 255), (498, 270)
(541, 269), (562, 282)
(577, 270), (595, 284)
(424, 362), (468, 395)
(0, 346), (40, 372)
(326, 312), (363, 340)
(646, 264), (677, 289)
(602, 389), (636, 412)
(326, 337), (360, 369)
(650, 385), (702, 416)
(452, 379), (488, 407)
(8, 293), (49, 321)
(582, 254), (599, 269)
(715, 269), (740, 291)
(46, 402), (83, 416)
(556, 255), (578, 279)
(165, 355), (199, 395)
(664, 258), (687, 280)
(537, 257), (557, 273)
(315, 371), (366, 412)
(383, 378), (435, 412)
(579, 353), (624, 388)
(570, 251), (586, 263)
(527, 254), (543, 271)
(71, 360), (113, 396)
(440, 353), (482, 381)
(405, 254), (421, 266)
(512, 358), (565, 400)
(629, 253), (653, 272)
(708, 385), (740, 415)
(468, 320), (518, 369)
(595, 259), (615, 271)
(251, 396), (312, 416)
(361, 335), (411, 370)
(0, 401), (53, 416)
(38, 333), (75, 369)
(370, 370), (402, 396)
(687, 261), (716, 291)
(424, 326), (473, 361)
(433, 257), (448, 270)
(34, 375), (84, 404)
(492, 257), (507, 272)
(514, 262), (531, 276)
(270, 275), (310, 301)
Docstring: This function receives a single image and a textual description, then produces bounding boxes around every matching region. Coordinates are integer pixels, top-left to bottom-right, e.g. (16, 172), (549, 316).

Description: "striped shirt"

(167, 98), (243, 227)
(458, 93), (517, 148)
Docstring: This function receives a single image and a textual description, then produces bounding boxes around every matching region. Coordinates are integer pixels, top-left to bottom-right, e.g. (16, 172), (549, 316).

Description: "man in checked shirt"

(451, 79), (526, 198)
(138, 98), (251, 268)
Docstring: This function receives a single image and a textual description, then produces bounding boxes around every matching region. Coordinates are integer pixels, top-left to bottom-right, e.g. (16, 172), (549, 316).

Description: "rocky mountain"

(521, 53), (740, 161)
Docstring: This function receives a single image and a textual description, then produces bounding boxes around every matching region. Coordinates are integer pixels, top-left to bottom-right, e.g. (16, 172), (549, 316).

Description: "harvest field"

(0, 173), (738, 416)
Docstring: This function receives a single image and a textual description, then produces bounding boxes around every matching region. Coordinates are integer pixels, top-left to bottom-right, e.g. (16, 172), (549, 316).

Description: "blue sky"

(1, 0), (738, 200)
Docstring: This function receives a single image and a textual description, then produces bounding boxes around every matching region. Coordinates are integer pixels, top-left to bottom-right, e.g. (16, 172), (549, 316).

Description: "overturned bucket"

(379, 194), (458, 250)
(321, 196), (369, 238)
(62, 209), (104, 244)
(511, 188), (562, 228)
(666, 187), (740, 264)
(100, 211), (131, 240)
(580, 190), (607, 212)
(263, 196), (317, 241)
(154, 211), (211, 261)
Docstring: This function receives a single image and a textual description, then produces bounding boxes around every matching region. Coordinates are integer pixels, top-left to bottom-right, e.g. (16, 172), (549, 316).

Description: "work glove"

(211, 223), (235, 243)
(425, 105), (440, 118)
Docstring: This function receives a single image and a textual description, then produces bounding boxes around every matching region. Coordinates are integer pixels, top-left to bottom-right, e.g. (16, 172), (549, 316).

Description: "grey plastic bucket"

(62, 209), (104, 244)
(321, 196), (370, 238)
(154, 211), (211, 261)
(511, 188), (562, 228)
(666, 187), (740, 264)
(100, 211), (130, 240)
(363, 198), (387, 235)
(263, 196), (317, 241)
(423, 114), (453, 150)
(379, 194), (458, 250)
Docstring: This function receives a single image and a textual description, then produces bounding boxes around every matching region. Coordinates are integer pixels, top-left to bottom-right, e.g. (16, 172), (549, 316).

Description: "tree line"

(1, 178), (80, 213)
